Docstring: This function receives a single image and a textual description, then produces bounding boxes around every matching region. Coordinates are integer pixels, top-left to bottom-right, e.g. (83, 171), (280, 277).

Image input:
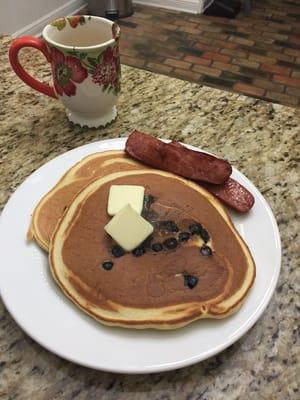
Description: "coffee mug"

(9, 16), (121, 128)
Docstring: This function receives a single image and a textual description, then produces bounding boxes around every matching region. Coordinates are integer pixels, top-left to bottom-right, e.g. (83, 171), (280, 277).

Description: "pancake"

(28, 151), (145, 251)
(49, 170), (256, 329)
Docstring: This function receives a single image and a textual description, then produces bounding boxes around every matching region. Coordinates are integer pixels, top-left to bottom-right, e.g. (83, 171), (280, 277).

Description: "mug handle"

(9, 36), (57, 99)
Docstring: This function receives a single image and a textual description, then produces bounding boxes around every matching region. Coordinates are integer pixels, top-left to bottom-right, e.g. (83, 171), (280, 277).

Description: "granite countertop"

(0, 35), (299, 399)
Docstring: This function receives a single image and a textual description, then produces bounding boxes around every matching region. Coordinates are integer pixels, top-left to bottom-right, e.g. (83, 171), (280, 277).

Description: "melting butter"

(107, 185), (144, 216)
(104, 204), (153, 252)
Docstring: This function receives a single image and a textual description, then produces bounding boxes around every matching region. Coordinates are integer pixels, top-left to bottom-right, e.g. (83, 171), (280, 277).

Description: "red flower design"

(67, 15), (86, 28)
(68, 16), (80, 28)
(51, 47), (88, 96)
(112, 23), (120, 41)
(92, 46), (120, 89)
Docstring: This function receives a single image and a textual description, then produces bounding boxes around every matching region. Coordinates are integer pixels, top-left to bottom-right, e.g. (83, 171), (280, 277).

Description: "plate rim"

(0, 137), (281, 374)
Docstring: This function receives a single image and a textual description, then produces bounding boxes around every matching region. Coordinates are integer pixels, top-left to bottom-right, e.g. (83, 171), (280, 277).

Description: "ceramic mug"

(9, 16), (121, 128)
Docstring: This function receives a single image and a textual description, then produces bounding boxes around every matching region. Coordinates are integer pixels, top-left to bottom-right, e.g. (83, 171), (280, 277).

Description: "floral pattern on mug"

(50, 18), (66, 31)
(51, 16), (89, 30)
(51, 47), (88, 96)
(112, 22), (120, 41)
(92, 46), (120, 94)
(67, 15), (88, 28)
(63, 44), (121, 96)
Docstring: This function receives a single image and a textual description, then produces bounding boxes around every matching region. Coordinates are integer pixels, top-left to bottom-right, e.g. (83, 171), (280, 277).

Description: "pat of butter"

(107, 185), (145, 216)
(104, 204), (153, 251)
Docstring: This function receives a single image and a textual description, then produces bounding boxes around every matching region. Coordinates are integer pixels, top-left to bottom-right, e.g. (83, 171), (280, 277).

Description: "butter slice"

(104, 204), (153, 251)
(107, 185), (145, 216)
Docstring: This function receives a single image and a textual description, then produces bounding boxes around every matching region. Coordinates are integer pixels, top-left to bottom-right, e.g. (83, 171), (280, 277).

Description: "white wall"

(133, 0), (211, 14)
(0, 0), (87, 37)
(0, 0), (212, 37)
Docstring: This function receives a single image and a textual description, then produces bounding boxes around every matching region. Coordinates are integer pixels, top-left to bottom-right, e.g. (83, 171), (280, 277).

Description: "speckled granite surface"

(0, 35), (299, 399)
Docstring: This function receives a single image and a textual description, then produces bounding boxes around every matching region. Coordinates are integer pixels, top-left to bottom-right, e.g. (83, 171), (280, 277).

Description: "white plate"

(0, 138), (281, 374)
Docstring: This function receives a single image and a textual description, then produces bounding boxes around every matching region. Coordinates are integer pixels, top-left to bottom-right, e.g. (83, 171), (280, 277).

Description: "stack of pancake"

(28, 147), (255, 329)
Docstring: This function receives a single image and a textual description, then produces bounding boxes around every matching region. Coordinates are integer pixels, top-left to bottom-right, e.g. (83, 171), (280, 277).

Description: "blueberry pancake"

(28, 151), (145, 251)
(49, 170), (256, 329)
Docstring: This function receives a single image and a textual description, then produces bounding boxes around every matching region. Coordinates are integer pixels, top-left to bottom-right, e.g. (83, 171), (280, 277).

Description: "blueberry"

(179, 231), (191, 242)
(112, 245), (125, 257)
(152, 243), (163, 252)
(189, 223), (210, 242)
(163, 237), (178, 250)
(167, 221), (179, 233)
(132, 246), (145, 257)
(189, 223), (203, 235)
(200, 245), (212, 256)
(141, 235), (153, 249)
(200, 228), (210, 243)
(156, 220), (179, 232)
(184, 274), (199, 289)
(102, 261), (113, 270)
